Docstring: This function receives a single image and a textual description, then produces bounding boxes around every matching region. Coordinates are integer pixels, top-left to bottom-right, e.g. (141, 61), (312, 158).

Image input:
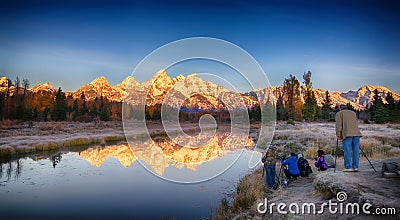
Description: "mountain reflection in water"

(79, 131), (255, 177)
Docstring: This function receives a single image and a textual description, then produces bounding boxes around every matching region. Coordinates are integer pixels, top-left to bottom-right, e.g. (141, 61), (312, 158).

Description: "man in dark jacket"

(281, 152), (300, 179)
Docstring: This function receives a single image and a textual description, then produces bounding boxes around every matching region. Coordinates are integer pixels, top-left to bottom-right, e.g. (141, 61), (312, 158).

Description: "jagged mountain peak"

(90, 76), (111, 86)
(173, 74), (185, 82)
(116, 76), (139, 89)
(358, 85), (391, 93)
(31, 81), (55, 93)
(0, 76), (12, 87)
(73, 76), (118, 101)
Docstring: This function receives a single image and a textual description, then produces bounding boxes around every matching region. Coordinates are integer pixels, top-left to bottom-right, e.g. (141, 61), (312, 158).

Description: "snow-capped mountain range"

(1, 72), (399, 110)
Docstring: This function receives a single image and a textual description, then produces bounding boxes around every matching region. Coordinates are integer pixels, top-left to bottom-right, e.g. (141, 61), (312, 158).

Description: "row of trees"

(0, 77), (116, 122)
(369, 89), (400, 123)
(276, 71), (334, 121)
(1, 75), (399, 124)
(275, 71), (399, 123)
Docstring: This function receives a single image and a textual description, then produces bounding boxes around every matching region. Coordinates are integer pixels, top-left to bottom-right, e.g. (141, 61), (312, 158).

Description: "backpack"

(297, 157), (312, 177)
(381, 162), (400, 175)
(324, 154), (335, 167)
(261, 152), (268, 164)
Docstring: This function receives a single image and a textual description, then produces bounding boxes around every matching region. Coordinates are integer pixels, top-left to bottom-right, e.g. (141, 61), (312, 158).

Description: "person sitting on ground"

(281, 152), (300, 180)
(297, 153), (312, 177)
(315, 149), (329, 171)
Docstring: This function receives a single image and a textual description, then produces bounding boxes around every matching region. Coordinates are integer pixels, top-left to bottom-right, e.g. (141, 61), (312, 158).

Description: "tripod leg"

(334, 139), (338, 173)
(360, 147), (377, 172)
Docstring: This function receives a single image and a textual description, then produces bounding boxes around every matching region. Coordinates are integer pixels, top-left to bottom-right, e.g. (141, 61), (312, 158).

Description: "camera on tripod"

(277, 153), (286, 161)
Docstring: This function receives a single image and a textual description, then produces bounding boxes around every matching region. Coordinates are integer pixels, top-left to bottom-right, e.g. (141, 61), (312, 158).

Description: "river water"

(0, 132), (261, 219)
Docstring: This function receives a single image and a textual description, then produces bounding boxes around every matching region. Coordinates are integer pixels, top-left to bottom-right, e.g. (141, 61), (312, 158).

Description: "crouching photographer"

(280, 152), (301, 180)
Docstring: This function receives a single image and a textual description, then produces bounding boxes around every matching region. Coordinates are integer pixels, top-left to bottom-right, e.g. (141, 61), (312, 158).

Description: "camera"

(277, 154), (286, 161)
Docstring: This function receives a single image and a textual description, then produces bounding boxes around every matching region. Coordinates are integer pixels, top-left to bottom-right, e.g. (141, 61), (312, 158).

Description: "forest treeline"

(0, 77), (117, 122)
(262, 71), (400, 123)
(0, 73), (399, 124)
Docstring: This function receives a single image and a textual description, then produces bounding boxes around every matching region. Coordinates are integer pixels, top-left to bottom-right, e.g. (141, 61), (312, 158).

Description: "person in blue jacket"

(281, 152), (300, 180)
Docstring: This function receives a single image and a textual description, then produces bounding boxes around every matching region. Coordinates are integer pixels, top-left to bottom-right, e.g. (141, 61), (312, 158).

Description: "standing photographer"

(281, 152), (300, 179)
(335, 104), (362, 172)
(262, 146), (278, 190)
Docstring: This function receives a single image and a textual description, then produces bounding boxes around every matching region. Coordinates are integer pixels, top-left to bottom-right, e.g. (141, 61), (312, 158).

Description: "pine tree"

(50, 87), (68, 121)
(321, 90), (333, 119)
(282, 74), (302, 120)
(22, 78), (29, 97)
(261, 96), (276, 125)
(99, 105), (110, 121)
(90, 104), (98, 117)
(0, 92), (4, 120)
(43, 107), (50, 121)
(99, 96), (110, 121)
(15, 100), (25, 120)
(370, 89), (388, 123)
(72, 99), (78, 120)
(276, 91), (286, 120)
(14, 77), (20, 96)
(79, 92), (88, 116)
(385, 92), (397, 122)
(302, 71), (318, 121)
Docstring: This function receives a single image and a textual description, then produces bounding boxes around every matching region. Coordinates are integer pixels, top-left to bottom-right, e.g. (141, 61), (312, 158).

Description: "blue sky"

(1, 0), (399, 93)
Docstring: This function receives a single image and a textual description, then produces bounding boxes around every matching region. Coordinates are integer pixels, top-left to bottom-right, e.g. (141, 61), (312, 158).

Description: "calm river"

(0, 131), (261, 219)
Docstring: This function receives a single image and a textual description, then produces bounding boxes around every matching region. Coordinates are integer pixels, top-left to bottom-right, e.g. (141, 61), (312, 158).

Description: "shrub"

(287, 119), (295, 125)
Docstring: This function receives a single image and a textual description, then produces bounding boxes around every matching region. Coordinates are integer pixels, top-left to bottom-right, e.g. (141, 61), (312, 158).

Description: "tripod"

(275, 164), (288, 188)
(360, 147), (377, 172)
(335, 138), (377, 172)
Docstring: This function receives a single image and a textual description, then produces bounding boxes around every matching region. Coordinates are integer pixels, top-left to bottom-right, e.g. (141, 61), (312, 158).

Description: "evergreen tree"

(276, 91), (286, 120)
(152, 104), (162, 120)
(385, 92), (397, 122)
(79, 92), (88, 116)
(15, 99), (25, 120)
(99, 105), (110, 121)
(99, 96), (110, 121)
(301, 71), (318, 121)
(24, 107), (33, 121)
(90, 104), (98, 117)
(261, 96), (276, 125)
(14, 77), (20, 96)
(282, 74), (302, 120)
(370, 89), (388, 123)
(43, 107), (50, 121)
(72, 99), (79, 120)
(346, 103), (355, 112)
(22, 78), (29, 97)
(50, 87), (68, 121)
(321, 90), (333, 119)
(33, 108), (38, 121)
(0, 92), (4, 120)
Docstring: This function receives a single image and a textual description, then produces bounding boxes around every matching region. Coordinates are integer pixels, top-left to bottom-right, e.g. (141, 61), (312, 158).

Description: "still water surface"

(0, 133), (260, 219)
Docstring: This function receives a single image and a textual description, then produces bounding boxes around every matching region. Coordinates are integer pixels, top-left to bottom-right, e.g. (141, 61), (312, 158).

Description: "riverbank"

(0, 121), (210, 158)
(216, 121), (400, 219)
(217, 157), (400, 219)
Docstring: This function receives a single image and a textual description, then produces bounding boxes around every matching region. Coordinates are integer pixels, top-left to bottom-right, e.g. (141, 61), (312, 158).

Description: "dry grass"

(273, 121), (400, 160)
(0, 147), (14, 157)
(216, 121), (400, 219)
(215, 168), (266, 219)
